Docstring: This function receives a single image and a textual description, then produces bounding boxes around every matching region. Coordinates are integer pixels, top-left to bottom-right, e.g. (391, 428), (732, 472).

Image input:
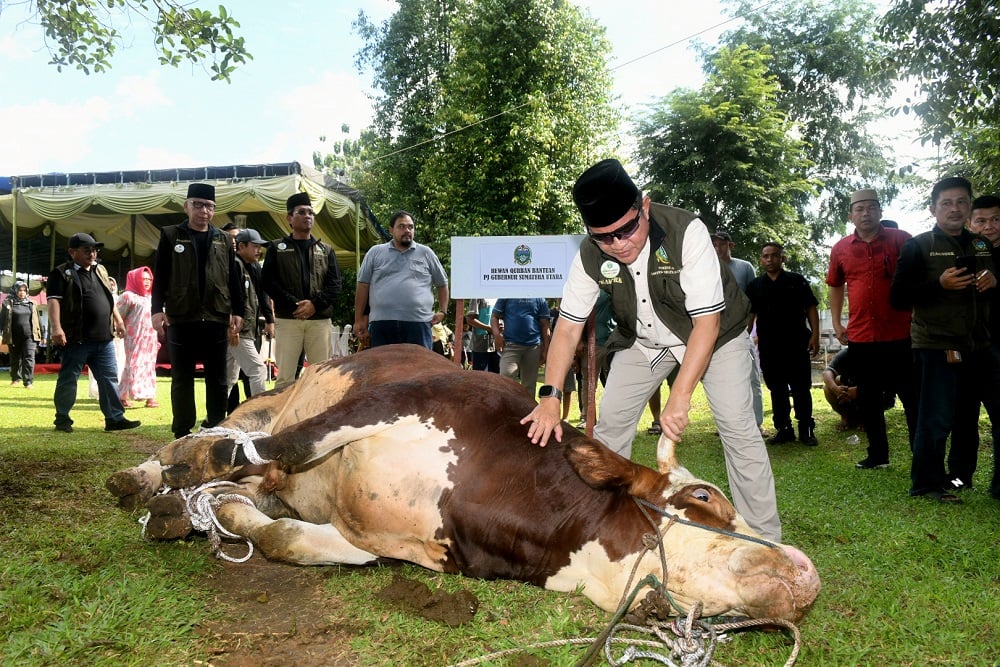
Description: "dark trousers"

(910, 348), (978, 495)
(471, 350), (500, 373)
(9, 338), (37, 385)
(368, 320), (433, 350)
(851, 339), (917, 464)
(759, 345), (813, 430)
(950, 345), (1000, 489)
(167, 321), (229, 439)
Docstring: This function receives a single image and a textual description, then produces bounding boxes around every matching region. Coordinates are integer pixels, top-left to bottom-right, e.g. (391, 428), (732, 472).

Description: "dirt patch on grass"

(197, 555), (363, 667)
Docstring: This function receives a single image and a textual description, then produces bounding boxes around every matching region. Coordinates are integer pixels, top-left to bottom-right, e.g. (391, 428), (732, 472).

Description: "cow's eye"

(692, 488), (711, 502)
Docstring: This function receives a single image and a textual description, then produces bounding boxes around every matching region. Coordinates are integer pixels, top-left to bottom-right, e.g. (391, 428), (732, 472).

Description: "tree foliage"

(709, 0), (897, 234)
(879, 0), (1000, 189)
(352, 0), (618, 265)
(633, 45), (821, 275)
(353, 0), (461, 226)
(10, 0), (250, 80)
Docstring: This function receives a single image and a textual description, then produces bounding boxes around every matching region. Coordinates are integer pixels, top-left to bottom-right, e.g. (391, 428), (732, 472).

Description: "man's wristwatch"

(538, 385), (563, 401)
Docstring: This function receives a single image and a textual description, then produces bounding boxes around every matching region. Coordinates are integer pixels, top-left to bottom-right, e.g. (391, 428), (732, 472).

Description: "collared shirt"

(826, 227), (912, 343)
(560, 219), (722, 364)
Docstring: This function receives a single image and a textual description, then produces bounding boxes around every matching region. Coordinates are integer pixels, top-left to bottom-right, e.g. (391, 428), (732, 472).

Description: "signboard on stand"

(450, 235), (585, 299)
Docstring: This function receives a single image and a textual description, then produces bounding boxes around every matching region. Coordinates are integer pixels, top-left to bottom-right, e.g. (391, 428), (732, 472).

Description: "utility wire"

(367, 0), (784, 165)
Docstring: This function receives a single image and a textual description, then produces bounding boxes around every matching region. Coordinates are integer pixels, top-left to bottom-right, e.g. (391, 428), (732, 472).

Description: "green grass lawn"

(1, 372), (997, 666)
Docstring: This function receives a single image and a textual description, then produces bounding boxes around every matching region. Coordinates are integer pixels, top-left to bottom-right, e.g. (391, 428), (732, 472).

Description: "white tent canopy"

(0, 162), (383, 283)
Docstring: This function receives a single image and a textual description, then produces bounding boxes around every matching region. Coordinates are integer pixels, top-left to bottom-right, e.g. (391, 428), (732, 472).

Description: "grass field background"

(1, 371), (997, 666)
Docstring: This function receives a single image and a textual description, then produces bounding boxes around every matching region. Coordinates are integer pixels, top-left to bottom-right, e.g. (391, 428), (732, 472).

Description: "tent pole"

(10, 182), (17, 278)
(49, 222), (56, 272)
(355, 200), (361, 274)
(130, 214), (137, 269)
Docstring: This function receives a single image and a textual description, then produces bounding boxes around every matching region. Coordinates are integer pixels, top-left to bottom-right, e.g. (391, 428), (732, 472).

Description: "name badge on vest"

(174, 244), (185, 254)
(600, 261), (620, 279)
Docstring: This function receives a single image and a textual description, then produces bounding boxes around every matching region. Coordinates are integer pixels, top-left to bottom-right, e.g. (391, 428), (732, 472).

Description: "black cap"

(286, 192), (312, 213)
(711, 231), (732, 242)
(187, 183), (215, 201)
(68, 232), (104, 249)
(572, 158), (640, 228)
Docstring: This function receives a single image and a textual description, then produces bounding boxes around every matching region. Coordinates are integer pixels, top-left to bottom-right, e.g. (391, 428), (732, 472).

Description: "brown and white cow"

(107, 344), (820, 621)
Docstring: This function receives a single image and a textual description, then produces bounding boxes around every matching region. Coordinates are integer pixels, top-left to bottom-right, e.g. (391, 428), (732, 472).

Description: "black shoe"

(856, 458), (889, 469)
(105, 418), (141, 432)
(766, 426), (795, 445)
(798, 423), (818, 446)
(947, 477), (972, 492)
(54, 422), (73, 433)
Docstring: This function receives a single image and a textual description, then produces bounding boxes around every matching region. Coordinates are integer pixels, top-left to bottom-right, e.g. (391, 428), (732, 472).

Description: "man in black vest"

(48, 233), (140, 433)
(151, 183), (244, 439)
(890, 176), (996, 502)
(225, 228), (274, 401)
(520, 158), (781, 542)
(261, 192), (341, 388)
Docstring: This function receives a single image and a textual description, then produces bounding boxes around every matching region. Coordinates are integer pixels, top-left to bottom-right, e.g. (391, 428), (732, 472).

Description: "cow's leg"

(216, 501), (378, 566)
(106, 460), (164, 510)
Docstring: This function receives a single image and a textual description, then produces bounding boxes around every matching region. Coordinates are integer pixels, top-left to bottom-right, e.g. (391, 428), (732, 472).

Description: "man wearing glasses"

(520, 158), (781, 542)
(826, 189), (916, 470)
(48, 233), (140, 433)
(261, 192), (342, 388)
(152, 183), (245, 439)
(890, 177), (997, 502)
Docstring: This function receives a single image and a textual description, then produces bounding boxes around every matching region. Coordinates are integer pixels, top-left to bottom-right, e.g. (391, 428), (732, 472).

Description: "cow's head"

(565, 435), (820, 622)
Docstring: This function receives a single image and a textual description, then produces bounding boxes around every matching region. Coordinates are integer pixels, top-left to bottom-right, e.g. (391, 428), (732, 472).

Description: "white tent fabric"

(0, 163), (382, 277)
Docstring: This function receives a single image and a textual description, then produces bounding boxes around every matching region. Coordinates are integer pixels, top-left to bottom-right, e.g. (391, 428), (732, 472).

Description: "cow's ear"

(565, 439), (661, 497)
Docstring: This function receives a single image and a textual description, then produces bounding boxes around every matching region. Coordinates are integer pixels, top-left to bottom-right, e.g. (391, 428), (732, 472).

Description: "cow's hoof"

(106, 468), (157, 510)
(145, 494), (193, 540)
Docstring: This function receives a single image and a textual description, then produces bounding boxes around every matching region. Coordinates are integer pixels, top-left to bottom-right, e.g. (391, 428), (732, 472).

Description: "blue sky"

(0, 0), (929, 230)
(0, 0), (729, 176)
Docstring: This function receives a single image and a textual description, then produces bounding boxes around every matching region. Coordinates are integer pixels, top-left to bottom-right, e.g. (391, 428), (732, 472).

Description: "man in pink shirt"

(826, 189), (916, 469)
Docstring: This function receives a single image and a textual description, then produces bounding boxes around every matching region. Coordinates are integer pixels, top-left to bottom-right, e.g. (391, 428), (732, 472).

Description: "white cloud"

(113, 71), (173, 116)
(0, 98), (114, 174)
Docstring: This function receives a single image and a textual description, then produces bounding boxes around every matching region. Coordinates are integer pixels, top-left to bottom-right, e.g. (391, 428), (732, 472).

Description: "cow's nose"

(781, 545), (815, 574)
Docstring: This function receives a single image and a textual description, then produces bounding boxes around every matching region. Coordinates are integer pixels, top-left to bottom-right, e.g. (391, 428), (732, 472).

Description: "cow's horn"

(656, 434), (679, 474)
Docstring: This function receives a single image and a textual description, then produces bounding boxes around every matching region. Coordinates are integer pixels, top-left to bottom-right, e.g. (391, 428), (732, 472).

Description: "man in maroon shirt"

(826, 189), (916, 469)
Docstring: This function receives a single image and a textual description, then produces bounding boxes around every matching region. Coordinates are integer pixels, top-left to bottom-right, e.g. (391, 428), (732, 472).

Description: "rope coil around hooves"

(138, 482), (257, 563)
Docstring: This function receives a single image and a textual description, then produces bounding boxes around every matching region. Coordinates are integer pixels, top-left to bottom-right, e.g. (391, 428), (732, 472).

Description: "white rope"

(180, 481), (257, 563)
(191, 426), (272, 465)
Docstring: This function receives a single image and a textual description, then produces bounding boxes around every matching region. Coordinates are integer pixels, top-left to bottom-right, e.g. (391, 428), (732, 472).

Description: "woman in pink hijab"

(117, 266), (160, 408)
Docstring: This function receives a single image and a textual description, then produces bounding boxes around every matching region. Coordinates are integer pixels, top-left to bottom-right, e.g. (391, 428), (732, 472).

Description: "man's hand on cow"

(521, 400), (563, 447)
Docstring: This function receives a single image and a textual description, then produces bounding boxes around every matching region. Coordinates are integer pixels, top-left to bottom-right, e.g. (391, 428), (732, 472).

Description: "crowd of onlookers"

(3, 169), (997, 513)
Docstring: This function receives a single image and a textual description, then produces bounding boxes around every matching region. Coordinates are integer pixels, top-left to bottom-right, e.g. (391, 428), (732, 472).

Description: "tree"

(5, 0), (250, 81)
(416, 0), (618, 263)
(353, 0), (618, 265)
(633, 45), (821, 275)
(708, 0), (898, 235)
(353, 0), (461, 224)
(879, 0), (1000, 188)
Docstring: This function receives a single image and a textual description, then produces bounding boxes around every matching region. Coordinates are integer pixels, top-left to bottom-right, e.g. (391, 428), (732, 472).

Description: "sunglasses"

(589, 208), (642, 245)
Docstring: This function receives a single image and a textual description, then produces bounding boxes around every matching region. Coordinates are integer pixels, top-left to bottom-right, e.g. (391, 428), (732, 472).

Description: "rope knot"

(193, 426), (271, 466)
